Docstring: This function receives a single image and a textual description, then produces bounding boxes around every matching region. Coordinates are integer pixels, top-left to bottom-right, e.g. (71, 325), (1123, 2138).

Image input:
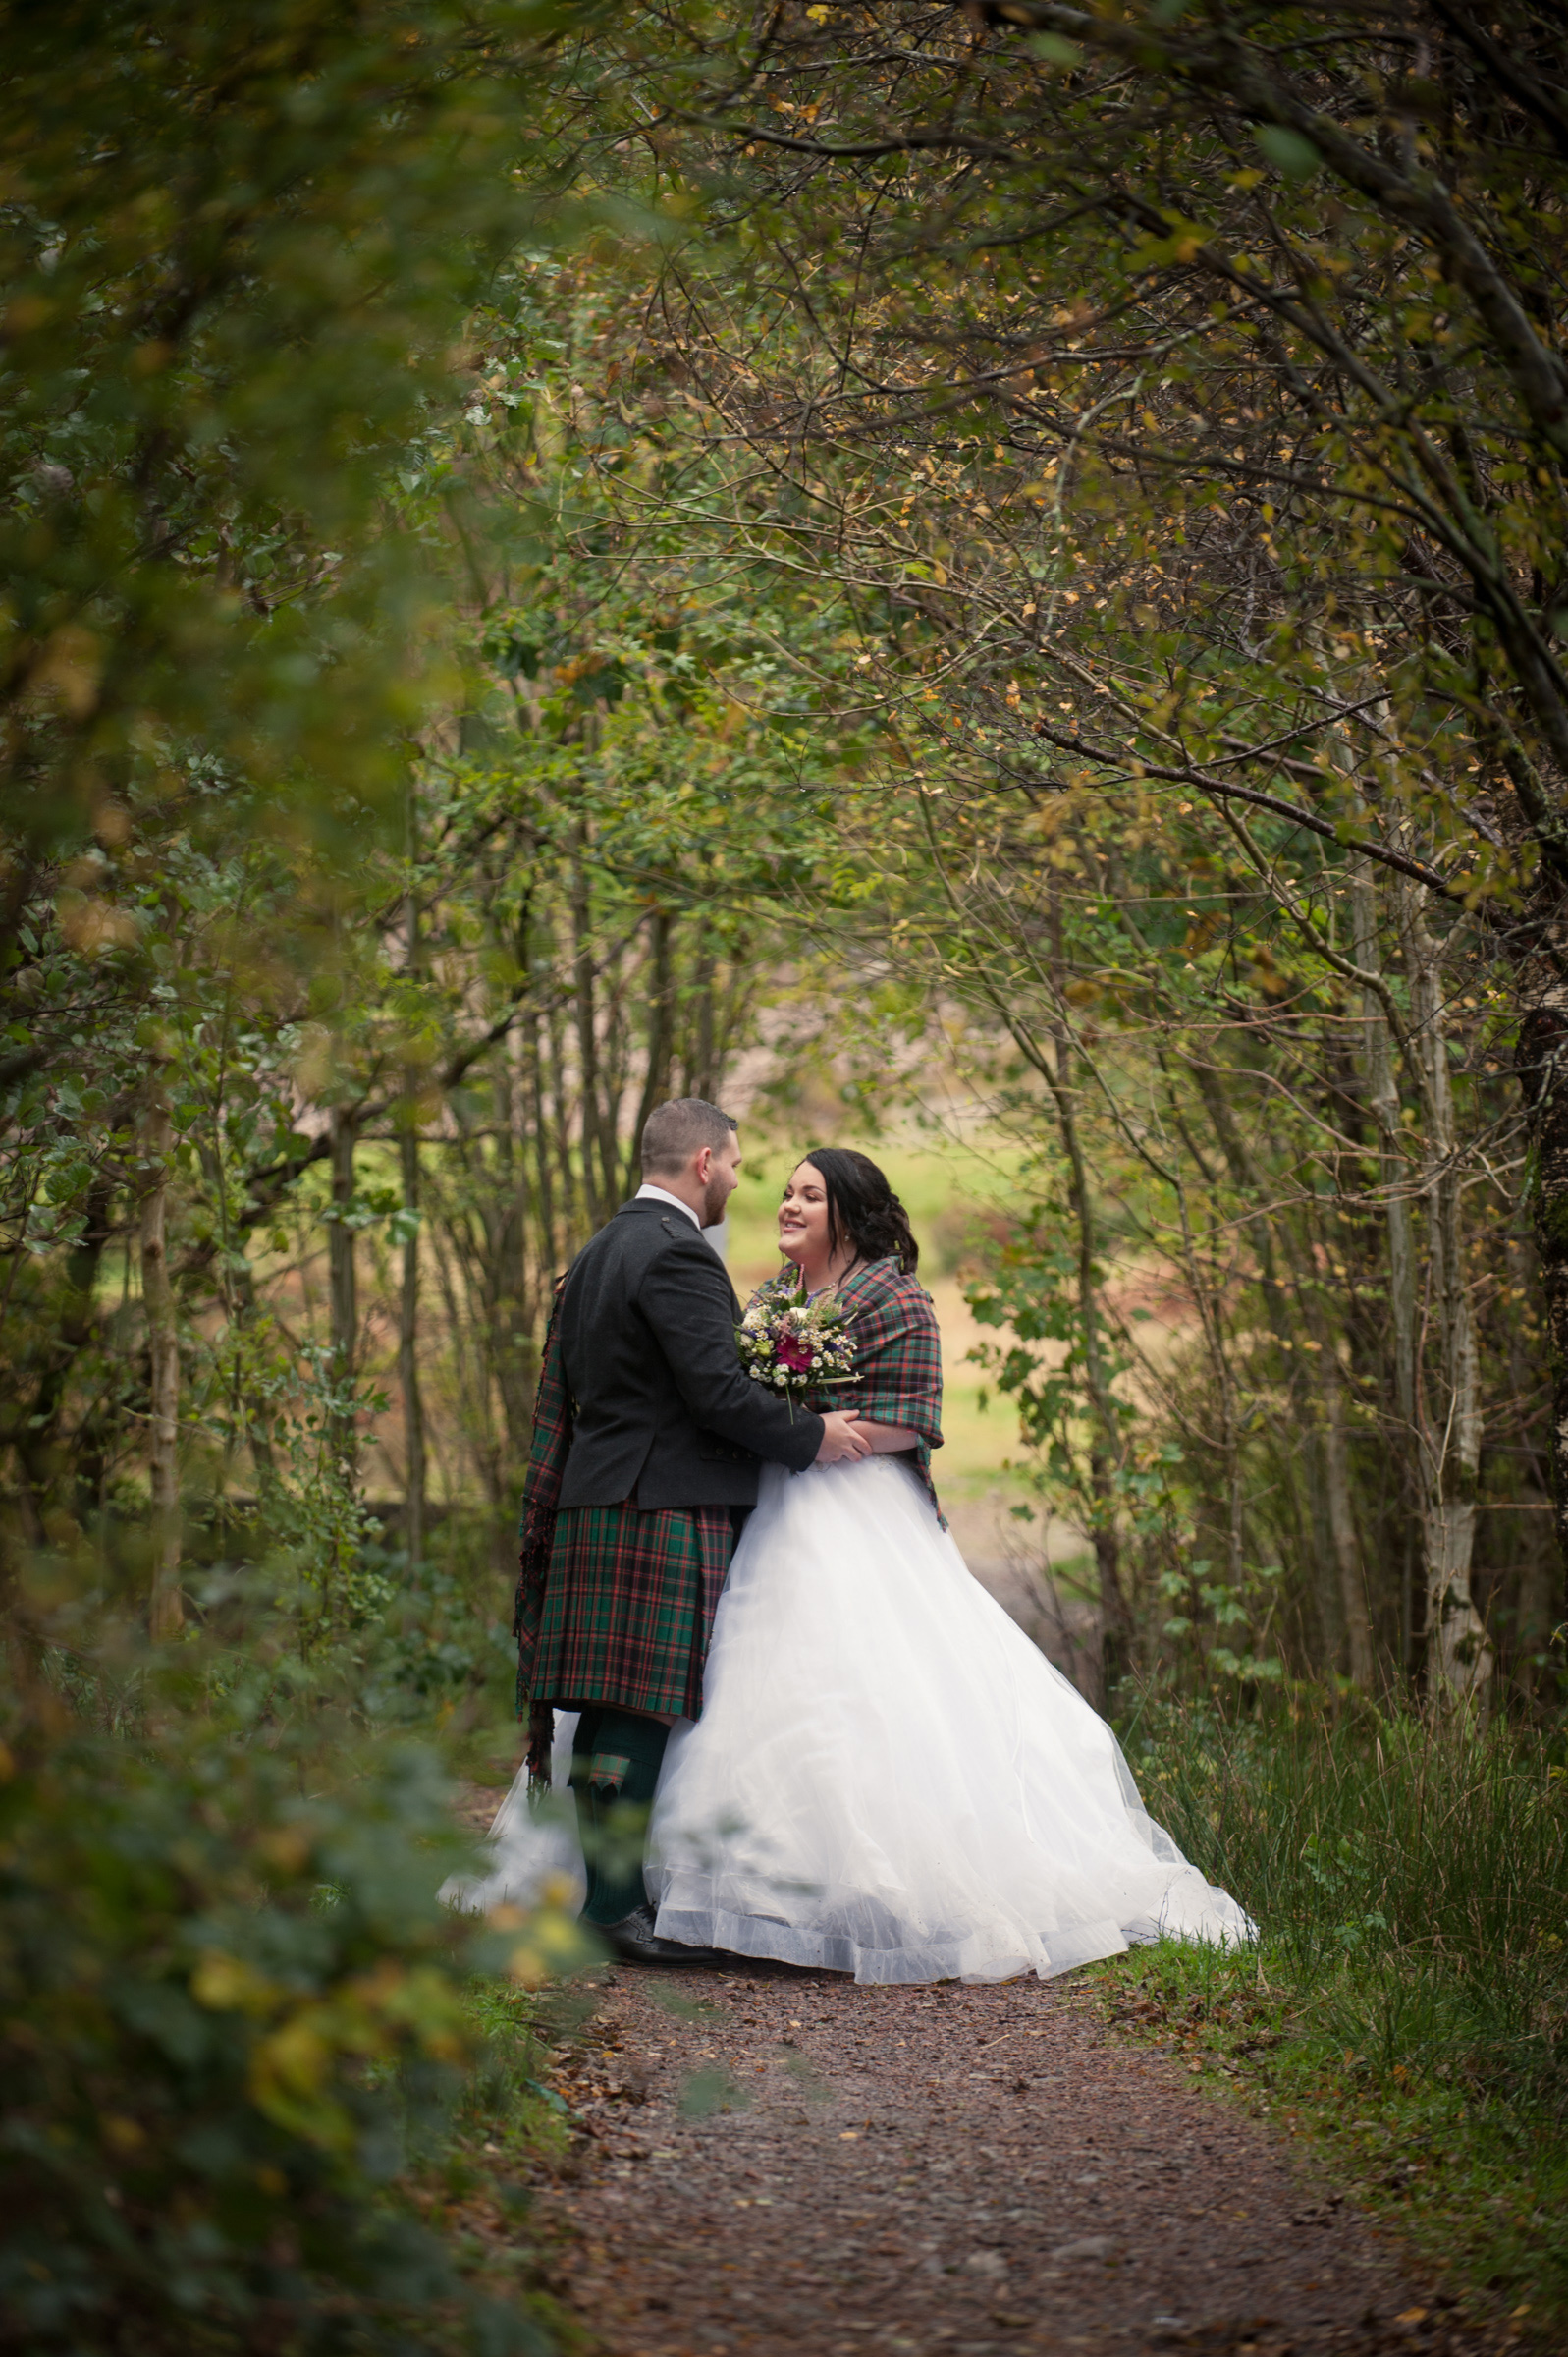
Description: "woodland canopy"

(4, 2), (1568, 2341)
(7, 0), (1567, 1708)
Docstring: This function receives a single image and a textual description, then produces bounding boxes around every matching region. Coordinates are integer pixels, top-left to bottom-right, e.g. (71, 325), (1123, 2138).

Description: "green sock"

(569, 1707), (605, 1922)
(570, 1708), (670, 1928)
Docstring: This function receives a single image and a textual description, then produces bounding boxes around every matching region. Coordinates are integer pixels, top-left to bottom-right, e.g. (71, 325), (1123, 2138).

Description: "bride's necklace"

(807, 1254), (864, 1305)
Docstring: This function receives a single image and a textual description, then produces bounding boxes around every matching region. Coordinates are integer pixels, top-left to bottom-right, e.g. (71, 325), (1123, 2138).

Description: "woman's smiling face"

(778, 1161), (832, 1269)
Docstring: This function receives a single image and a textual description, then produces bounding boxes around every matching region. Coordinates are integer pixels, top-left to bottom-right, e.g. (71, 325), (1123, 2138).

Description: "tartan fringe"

(514, 1490), (559, 1728)
(524, 1698), (556, 1799)
(515, 1272), (570, 1768)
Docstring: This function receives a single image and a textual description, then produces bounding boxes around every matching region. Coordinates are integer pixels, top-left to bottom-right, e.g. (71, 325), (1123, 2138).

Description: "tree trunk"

(691, 944), (718, 1100)
(1305, 1408), (1344, 1680)
(570, 828), (606, 1228)
(1519, 1000), (1568, 1623)
(140, 1084), (183, 1637)
(1320, 1346), (1375, 1690)
(399, 1107), (425, 1567)
(491, 1043), (539, 1466)
(1514, 1530), (1559, 1707)
(526, 1008), (558, 1271)
(328, 1104), (359, 1481)
(230, 1256), (278, 1490)
(1350, 863), (1420, 1673)
(14, 1176), (114, 1541)
(1402, 897), (1490, 1715)
(625, 905), (675, 1199)
(400, 809), (426, 1565)
(1044, 887), (1130, 1704)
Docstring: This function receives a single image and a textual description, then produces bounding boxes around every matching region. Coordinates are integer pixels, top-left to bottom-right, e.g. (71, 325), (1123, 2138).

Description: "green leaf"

(1026, 32), (1081, 65)
(1254, 124), (1323, 181)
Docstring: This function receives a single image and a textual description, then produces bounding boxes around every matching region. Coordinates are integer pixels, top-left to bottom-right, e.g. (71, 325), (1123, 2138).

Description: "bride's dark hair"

(799, 1147), (919, 1276)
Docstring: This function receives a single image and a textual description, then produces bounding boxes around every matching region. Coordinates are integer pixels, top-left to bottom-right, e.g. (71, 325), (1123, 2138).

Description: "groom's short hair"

(640, 1097), (738, 1177)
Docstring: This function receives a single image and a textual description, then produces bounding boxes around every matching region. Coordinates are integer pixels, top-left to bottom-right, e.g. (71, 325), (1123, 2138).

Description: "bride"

(463, 1146), (1252, 1985)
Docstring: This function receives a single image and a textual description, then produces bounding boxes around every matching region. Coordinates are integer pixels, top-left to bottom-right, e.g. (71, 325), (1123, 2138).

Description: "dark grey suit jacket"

(556, 1198), (825, 1510)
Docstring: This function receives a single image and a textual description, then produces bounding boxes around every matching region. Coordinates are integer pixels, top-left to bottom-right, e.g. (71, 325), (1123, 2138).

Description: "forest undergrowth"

(0, 1535), (587, 2357)
(1099, 1700), (1568, 2341)
(8, 1518), (1568, 2351)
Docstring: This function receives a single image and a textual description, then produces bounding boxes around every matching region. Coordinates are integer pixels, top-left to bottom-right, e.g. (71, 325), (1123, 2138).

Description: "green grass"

(1089, 1700), (1568, 2340)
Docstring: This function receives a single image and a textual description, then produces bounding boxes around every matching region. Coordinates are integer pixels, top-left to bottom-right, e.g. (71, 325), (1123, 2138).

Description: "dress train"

(448, 1457), (1253, 1985)
(647, 1457), (1252, 1983)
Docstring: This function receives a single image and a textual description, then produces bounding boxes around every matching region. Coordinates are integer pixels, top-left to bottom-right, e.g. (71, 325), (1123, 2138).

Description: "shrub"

(0, 1662), (579, 2354)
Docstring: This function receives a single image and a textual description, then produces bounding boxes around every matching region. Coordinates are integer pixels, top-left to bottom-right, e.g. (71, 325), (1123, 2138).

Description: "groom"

(515, 1096), (871, 1964)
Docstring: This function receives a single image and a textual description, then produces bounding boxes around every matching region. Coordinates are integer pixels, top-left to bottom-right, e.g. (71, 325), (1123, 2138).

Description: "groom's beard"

(701, 1173), (730, 1228)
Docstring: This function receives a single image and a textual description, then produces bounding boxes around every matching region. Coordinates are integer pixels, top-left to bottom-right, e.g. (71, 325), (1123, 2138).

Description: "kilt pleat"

(530, 1501), (736, 1721)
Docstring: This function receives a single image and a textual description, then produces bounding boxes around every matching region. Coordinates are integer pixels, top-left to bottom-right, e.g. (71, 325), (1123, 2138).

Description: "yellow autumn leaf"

(190, 1949), (282, 2016)
(253, 2010), (331, 2102)
(254, 1825), (313, 1876)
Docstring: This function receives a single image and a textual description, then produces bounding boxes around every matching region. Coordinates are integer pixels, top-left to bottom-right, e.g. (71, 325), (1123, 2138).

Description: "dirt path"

(528, 1961), (1490, 2357)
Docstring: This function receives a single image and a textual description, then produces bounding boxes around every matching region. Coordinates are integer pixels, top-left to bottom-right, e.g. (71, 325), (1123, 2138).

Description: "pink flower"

(775, 1334), (814, 1374)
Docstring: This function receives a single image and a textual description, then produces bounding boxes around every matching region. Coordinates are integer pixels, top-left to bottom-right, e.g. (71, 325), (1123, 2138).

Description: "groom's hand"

(815, 1410), (873, 1464)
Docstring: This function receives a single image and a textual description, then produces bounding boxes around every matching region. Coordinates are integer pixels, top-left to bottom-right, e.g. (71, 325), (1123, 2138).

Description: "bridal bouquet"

(736, 1277), (856, 1410)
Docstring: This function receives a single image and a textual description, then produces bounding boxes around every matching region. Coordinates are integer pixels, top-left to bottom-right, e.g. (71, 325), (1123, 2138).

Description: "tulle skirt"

(646, 1457), (1252, 1983)
(452, 1456), (1252, 1985)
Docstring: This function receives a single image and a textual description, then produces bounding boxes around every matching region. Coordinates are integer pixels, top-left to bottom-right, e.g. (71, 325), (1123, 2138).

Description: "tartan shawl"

(515, 1276), (569, 1777)
(748, 1256), (946, 1520)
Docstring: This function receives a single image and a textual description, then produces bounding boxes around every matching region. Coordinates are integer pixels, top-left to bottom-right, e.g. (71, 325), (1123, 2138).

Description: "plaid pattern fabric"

(749, 1257), (946, 1520)
(529, 1500), (737, 1721)
(514, 1278), (738, 1743)
(514, 1276), (570, 1728)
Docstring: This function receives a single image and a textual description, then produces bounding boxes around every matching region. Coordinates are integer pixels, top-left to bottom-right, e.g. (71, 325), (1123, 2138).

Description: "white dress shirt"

(634, 1181), (701, 1230)
(634, 1181), (729, 1260)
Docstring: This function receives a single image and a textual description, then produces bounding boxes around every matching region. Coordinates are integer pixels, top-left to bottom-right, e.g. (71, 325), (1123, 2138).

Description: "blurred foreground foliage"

(0, 1608), (589, 2356)
(0, 17), (635, 2328)
(1, 0), (569, 864)
(1106, 1697), (1568, 2333)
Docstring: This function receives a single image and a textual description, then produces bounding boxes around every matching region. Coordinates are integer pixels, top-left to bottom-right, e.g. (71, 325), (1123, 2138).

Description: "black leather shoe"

(596, 1902), (728, 1967)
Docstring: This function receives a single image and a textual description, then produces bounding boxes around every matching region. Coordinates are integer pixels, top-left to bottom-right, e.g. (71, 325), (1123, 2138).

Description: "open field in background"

(135, 1086), (1197, 1645)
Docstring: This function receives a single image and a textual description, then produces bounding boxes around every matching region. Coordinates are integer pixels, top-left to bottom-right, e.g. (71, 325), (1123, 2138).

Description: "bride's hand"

(858, 1421), (921, 1454)
(815, 1410), (873, 1464)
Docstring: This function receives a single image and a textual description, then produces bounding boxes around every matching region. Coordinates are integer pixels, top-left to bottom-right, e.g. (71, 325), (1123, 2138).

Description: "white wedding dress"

(455, 1453), (1252, 1983)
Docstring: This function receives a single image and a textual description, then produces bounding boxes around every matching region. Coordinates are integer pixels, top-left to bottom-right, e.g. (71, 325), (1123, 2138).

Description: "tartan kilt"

(528, 1501), (737, 1722)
